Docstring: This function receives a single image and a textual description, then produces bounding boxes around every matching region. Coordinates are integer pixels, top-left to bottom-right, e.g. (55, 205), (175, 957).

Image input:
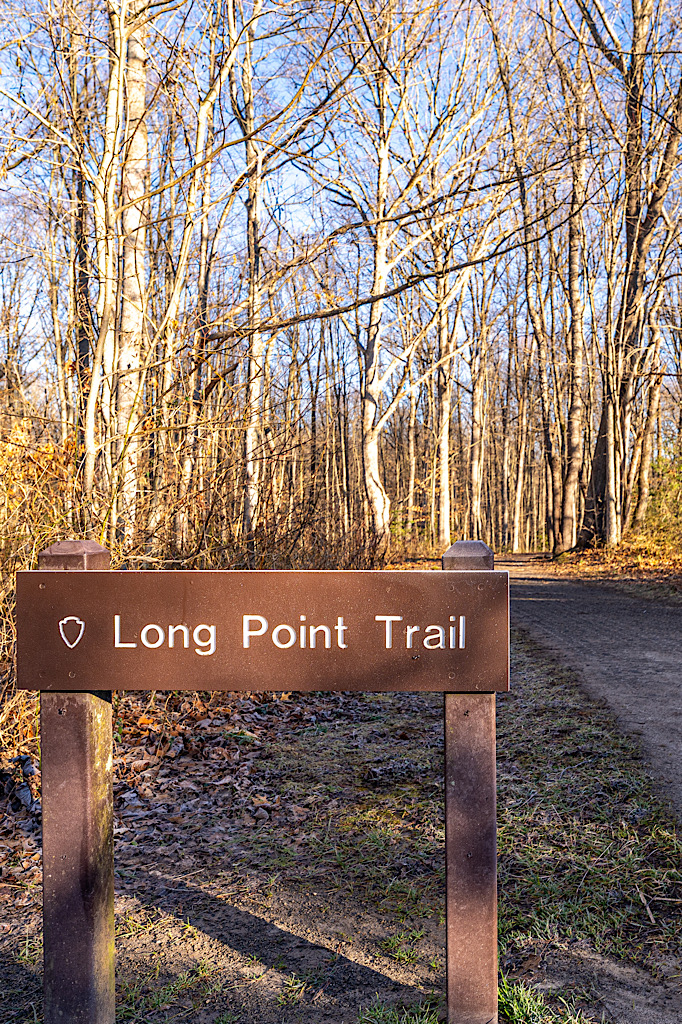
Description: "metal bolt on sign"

(20, 539), (508, 1024)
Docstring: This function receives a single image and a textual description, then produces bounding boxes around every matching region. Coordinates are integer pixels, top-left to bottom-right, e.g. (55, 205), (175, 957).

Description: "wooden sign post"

(18, 539), (508, 1024)
(443, 541), (498, 1024)
(37, 541), (115, 1024)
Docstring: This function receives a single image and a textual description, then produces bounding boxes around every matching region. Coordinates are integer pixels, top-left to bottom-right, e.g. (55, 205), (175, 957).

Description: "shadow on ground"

(111, 866), (440, 1023)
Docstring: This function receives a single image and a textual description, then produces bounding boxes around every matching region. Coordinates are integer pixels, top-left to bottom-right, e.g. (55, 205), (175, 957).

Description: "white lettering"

(244, 613), (348, 649)
(272, 624), (296, 649)
(168, 624), (190, 649)
(423, 625), (445, 650)
(115, 616), (215, 655)
(141, 624), (165, 649)
(114, 615), (137, 648)
(406, 625), (420, 648)
(310, 624), (331, 649)
(459, 615), (466, 649)
(335, 616), (348, 649)
(375, 615), (402, 649)
(449, 616), (457, 649)
(243, 615), (268, 648)
(193, 624), (216, 656)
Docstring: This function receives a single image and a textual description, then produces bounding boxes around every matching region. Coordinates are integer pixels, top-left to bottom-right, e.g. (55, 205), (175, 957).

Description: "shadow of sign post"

(17, 539), (509, 1024)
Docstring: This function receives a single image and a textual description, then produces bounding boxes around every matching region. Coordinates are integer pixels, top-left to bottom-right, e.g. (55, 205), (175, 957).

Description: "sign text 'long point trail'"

(17, 570), (509, 692)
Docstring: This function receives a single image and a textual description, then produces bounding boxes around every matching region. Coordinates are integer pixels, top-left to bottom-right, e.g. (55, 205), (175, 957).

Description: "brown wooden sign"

(18, 540), (506, 1024)
(17, 569), (509, 693)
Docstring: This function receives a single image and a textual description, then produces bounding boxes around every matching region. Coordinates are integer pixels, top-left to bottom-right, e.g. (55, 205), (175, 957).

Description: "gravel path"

(500, 555), (682, 822)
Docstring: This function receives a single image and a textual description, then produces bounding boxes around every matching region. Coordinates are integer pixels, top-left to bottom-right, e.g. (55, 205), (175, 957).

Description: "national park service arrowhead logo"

(59, 616), (85, 649)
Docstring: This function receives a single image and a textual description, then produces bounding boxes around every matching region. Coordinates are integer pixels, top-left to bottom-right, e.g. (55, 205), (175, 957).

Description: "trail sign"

(18, 540), (508, 1024)
(16, 569), (509, 693)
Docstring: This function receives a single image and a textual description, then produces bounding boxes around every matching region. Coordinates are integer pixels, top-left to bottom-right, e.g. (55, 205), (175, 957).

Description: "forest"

(0, 0), (680, 575)
(1, 6), (682, 1022)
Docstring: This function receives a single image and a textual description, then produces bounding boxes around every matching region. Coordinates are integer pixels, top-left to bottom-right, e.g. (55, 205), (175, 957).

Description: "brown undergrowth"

(553, 539), (682, 602)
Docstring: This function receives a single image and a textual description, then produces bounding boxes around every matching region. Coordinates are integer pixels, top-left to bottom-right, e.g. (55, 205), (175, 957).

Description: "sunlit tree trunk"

(228, 0), (265, 565)
(554, 44), (587, 553)
(116, 14), (147, 546)
(436, 268), (452, 550)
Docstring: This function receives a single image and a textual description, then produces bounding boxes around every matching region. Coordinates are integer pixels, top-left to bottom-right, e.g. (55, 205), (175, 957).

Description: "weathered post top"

(442, 539), (494, 571)
(38, 540), (111, 571)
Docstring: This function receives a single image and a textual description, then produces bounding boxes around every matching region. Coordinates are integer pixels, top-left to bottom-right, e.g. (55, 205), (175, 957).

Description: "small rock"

(254, 807), (270, 821)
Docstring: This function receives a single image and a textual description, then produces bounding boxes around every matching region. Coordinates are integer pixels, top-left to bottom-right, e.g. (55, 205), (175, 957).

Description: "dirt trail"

(500, 554), (682, 822)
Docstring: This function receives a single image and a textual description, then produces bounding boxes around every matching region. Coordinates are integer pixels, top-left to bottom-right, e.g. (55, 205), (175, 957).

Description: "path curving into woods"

(500, 555), (682, 822)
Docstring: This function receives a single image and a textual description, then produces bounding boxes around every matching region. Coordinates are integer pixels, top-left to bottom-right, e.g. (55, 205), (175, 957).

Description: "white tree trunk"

(116, 17), (147, 547)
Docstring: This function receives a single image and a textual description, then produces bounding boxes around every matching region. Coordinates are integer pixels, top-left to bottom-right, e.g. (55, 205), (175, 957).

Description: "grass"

(277, 973), (309, 1004)
(498, 974), (594, 1023)
(15, 931), (42, 967)
(0, 677), (38, 759)
(261, 646), (680, 976)
(359, 975), (596, 1024)
(381, 929), (425, 965)
(497, 633), (681, 975)
(117, 960), (216, 1021)
(357, 999), (441, 1023)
